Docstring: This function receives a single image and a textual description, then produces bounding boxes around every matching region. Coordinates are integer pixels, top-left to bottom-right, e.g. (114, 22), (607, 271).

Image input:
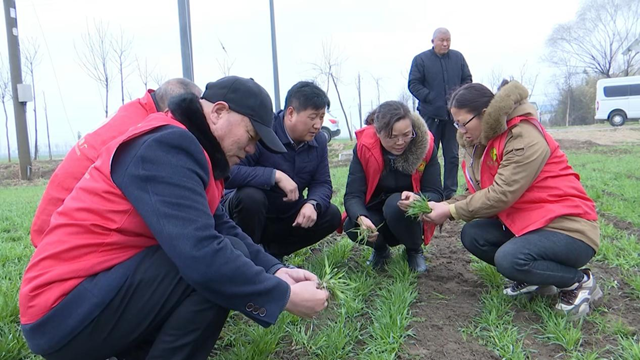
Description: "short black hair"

(283, 81), (330, 112)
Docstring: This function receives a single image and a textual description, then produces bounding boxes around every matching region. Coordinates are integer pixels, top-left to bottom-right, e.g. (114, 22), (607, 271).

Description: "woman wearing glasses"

(341, 101), (443, 272)
(423, 81), (601, 318)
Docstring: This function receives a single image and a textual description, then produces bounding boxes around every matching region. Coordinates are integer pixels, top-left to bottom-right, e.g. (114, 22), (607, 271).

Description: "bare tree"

(312, 40), (343, 96)
(216, 40), (235, 76)
(546, 0), (640, 77)
(0, 58), (10, 162)
(371, 75), (382, 106)
(311, 41), (352, 140)
(22, 37), (41, 160)
(150, 71), (167, 88)
(486, 66), (504, 92)
(76, 20), (112, 117)
(135, 56), (155, 90)
(329, 73), (352, 140)
(111, 28), (133, 106)
(398, 90), (413, 108)
(511, 61), (540, 99)
(42, 92), (52, 160)
(355, 72), (363, 128)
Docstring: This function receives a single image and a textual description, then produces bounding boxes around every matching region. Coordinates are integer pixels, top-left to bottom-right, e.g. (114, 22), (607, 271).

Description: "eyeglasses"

(454, 113), (480, 131)
(384, 129), (416, 143)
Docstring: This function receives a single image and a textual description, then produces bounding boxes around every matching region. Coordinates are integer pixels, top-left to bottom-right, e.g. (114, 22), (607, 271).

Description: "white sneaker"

(555, 269), (603, 319)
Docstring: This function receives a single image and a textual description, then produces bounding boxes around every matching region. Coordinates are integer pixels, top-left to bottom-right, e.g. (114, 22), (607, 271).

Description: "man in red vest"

(30, 78), (202, 248)
(20, 76), (329, 360)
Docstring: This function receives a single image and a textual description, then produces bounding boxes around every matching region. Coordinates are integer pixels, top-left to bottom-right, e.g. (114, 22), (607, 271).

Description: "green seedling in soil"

(347, 222), (384, 245)
(405, 194), (432, 219)
(318, 256), (352, 302)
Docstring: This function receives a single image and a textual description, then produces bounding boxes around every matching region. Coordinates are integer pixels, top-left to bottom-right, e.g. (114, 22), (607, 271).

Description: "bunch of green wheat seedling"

(405, 194), (432, 219)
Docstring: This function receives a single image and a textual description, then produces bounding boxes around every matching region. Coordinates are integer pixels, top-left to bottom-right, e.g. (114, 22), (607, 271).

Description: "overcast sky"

(0, 0), (582, 156)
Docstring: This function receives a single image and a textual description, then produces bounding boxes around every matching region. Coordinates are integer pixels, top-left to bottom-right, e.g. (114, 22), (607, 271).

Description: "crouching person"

(423, 81), (602, 318)
(224, 81), (342, 261)
(19, 76), (329, 360)
(341, 101), (443, 273)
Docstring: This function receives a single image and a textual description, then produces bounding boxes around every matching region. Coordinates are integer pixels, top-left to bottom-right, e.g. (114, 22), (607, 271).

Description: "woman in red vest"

(423, 81), (602, 318)
(342, 101), (443, 273)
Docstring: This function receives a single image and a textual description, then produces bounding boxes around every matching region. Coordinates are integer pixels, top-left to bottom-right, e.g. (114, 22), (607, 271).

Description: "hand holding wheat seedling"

(317, 257), (352, 302)
(405, 194), (432, 219)
(347, 220), (384, 245)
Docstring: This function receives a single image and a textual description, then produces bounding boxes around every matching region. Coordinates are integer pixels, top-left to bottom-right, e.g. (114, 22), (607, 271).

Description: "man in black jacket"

(408, 27), (472, 199)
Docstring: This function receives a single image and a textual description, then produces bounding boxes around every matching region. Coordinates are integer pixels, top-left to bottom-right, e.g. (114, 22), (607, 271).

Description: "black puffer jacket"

(408, 48), (472, 120)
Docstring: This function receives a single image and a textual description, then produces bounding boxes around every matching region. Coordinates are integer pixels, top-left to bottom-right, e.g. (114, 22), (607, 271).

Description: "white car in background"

(321, 114), (341, 142)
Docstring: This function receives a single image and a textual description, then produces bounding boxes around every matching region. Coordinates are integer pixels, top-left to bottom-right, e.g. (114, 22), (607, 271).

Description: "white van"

(595, 76), (640, 126)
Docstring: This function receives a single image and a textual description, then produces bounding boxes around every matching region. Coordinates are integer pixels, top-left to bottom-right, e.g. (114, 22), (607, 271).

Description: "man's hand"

(397, 191), (419, 212)
(293, 203), (317, 228)
(421, 201), (450, 225)
(356, 215), (378, 243)
(275, 267), (318, 286)
(275, 170), (299, 202)
(285, 281), (330, 319)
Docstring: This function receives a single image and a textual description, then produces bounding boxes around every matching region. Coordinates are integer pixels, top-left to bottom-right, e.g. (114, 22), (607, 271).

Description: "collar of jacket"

(274, 110), (318, 148)
(167, 93), (230, 180)
(391, 112), (430, 174)
(457, 81), (539, 149)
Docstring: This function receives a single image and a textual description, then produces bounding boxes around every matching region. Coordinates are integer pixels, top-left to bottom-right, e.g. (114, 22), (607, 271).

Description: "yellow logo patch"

(417, 161), (426, 173)
(490, 147), (498, 162)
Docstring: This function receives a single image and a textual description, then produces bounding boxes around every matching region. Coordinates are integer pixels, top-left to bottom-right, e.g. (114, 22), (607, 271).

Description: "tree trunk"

(357, 72), (362, 128)
(3, 101), (10, 162)
(43, 92), (52, 160)
(120, 62), (125, 105)
(330, 74), (352, 141)
(565, 90), (571, 127)
(32, 77), (39, 160)
(105, 77), (110, 118)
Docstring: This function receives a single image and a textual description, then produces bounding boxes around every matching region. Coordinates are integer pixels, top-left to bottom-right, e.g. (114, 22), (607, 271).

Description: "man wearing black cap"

(19, 76), (329, 360)
(224, 81), (341, 261)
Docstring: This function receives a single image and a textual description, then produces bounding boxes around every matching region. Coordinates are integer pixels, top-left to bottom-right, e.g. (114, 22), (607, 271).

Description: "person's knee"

(494, 245), (530, 279)
(226, 236), (250, 258)
(382, 193), (404, 220)
(324, 204), (342, 231)
(233, 187), (268, 211)
(460, 221), (480, 251)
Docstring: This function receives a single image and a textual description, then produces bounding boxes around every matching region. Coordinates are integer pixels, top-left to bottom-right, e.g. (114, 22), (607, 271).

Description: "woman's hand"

(397, 191), (419, 212)
(357, 216), (379, 243)
(420, 201), (451, 225)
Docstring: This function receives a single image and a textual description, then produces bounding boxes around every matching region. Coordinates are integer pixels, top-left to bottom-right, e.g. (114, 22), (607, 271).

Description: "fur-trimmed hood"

(392, 112), (430, 174)
(457, 81), (538, 149)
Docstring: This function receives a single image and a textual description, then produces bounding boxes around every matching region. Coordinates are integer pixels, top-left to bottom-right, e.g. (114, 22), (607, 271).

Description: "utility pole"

(269, 0), (281, 111)
(3, 0), (31, 180)
(177, 0), (194, 81)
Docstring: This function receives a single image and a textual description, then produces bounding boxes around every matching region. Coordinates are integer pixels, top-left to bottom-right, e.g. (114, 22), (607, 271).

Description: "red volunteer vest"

(20, 114), (224, 324)
(339, 125), (437, 245)
(30, 91), (159, 248)
(461, 116), (597, 236)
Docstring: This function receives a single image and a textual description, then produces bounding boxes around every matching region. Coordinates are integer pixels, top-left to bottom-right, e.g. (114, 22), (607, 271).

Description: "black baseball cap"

(201, 76), (286, 153)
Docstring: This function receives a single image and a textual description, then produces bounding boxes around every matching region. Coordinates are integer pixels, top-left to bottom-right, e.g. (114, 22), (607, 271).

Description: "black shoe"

(367, 247), (391, 269)
(406, 249), (428, 273)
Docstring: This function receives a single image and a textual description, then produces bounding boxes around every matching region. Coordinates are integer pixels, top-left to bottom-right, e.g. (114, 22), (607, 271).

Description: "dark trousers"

(225, 187), (342, 259)
(43, 241), (250, 360)
(460, 218), (595, 288)
(344, 193), (423, 252)
(423, 115), (459, 199)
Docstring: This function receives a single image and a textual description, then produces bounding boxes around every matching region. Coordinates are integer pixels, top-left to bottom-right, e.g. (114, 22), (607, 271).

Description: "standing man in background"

(408, 27), (472, 200)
